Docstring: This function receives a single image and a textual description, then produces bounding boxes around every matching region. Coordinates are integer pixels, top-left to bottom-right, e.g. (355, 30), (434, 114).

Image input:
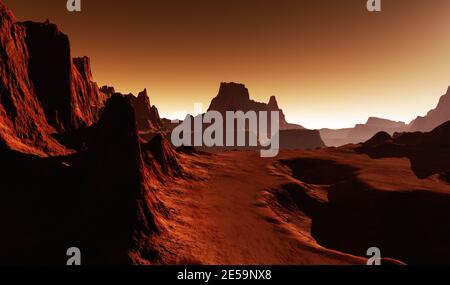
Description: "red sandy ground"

(150, 146), (450, 265)
(152, 148), (371, 265)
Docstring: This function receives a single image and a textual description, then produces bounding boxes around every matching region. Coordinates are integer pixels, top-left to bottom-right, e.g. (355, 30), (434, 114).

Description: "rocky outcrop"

(0, 2), (107, 156)
(100, 85), (116, 97)
(208, 82), (303, 130)
(80, 94), (161, 264)
(72, 56), (107, 122)
(362, 131), (392, 148)
(277, 157), (450, 264)
(409, 86), (450, 132)
(357, 121), (450, 179)
(23, 22), (106, 132)
(142, 133), (183, 178)
(0, 93), (165, 264)
(167, 82), (323, 151)
(0, 2), (174, 264)
(150, 105), (162, 128)
(127, 89), (163, 132)
(0, 3), (66, 156)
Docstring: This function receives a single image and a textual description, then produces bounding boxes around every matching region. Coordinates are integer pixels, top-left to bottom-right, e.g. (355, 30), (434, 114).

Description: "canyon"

(1, 1), (450, 266)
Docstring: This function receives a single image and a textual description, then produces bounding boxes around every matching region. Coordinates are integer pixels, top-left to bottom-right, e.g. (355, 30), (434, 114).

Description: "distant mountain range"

(320, 117), (408, 147)
(320, 87), (450, 146)
(409, 86), (450, 132)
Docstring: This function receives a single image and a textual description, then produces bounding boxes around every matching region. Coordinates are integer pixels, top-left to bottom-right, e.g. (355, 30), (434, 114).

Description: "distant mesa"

(345, 117), (407, 142)
(208, 82), (304, 130)
(320, 117), (407, 147)
(173, 82), (324, 150)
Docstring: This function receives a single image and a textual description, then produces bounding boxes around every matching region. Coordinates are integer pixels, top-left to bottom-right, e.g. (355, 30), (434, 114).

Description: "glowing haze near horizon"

(4, 0), (450, 129)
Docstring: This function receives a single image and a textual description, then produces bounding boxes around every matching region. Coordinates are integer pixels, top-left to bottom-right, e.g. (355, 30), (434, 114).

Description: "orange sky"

(4, 0), (450, 129)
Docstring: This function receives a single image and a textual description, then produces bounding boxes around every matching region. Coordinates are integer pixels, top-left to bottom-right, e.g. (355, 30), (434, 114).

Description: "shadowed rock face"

(280, 158), (357, 185)
(0, 3), (176, 264)
(410, 86), (450, 132)
(0, 3), (107, 155)
(357, 121), (450, 179)
(150, 105), (162, 128)
(127, 89), (163, 132)
(23, 22), (106, 132)
(0, 3), (65, 156)
(277, 157), (450, 264)
(0, 94), (163, 265)
(81, 94), (160, 264)
(100, 85), (116, 97)
(362, 131), (392, 148)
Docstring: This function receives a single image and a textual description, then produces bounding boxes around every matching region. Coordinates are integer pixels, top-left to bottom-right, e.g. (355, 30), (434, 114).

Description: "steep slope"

(0, 3), (66, 156)
(141, 133), (183, 178)
(127, 89), (163, 133)
(23, 22), (107, 131)
(0, 2), (107, 155)
(81, 94), (162, 264)
(0, 2), (173, 264)
(0, 94), (164, 264)
(410, 86), (450, 132)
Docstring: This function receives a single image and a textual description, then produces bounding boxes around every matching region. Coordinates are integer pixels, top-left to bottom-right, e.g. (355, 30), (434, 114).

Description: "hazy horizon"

(4, 0), (450, 129)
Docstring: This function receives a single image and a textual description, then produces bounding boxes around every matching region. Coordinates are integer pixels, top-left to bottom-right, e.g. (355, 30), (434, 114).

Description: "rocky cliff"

(0, 2), (178, 264)
(0, 4), (107, 156)
(127, 89), (163, 132)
